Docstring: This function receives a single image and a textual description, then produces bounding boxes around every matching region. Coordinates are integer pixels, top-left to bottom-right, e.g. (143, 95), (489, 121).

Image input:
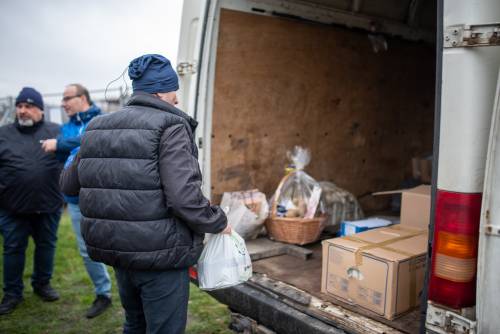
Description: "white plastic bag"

(197, 231), (252, 290)
(220, 190), (269, 240)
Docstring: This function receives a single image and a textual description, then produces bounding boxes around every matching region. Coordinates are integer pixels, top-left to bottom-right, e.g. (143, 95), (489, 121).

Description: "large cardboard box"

(321, 225), (428, 320)
(373, 185), (431, 230)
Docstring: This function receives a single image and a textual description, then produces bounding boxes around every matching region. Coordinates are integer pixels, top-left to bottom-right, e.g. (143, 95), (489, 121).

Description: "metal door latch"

(444, 23), (500, 48)
(176, 61), (198, 76)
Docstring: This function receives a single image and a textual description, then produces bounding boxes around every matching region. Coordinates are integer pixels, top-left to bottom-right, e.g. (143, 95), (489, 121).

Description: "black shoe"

(85, 295), (111, 319)
(0, 296), (23, 315)
(33, 283), (59, 302)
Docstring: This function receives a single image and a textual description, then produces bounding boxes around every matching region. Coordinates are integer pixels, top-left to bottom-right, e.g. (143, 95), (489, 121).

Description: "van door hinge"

(176, 61), (198, 76)
(485, 224), (500, 236)
(445, 312), (477, 334)
(444, 23), (500, 48)
(198, 137), (203, 149)
(426, 302), (476, 334)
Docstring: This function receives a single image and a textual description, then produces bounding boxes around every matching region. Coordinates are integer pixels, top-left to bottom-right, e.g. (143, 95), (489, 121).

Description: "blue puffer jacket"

(57, 104), (102, 204)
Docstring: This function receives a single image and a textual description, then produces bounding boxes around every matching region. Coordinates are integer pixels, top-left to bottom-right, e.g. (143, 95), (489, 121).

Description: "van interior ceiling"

(211, 2), (437, 216)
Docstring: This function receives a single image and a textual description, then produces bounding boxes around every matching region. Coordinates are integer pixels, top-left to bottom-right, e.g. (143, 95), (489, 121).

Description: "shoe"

(33, 283), (60, 302)
(0, 296), (23, 315)
(85, 295), (111, 319)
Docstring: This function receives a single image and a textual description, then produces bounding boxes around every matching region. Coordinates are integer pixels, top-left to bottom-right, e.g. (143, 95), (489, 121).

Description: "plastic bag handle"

(271, 171), (297, 217)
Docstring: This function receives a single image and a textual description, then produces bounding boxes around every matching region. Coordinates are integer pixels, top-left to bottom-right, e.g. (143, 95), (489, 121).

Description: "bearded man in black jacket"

(60, 54), (230, 334)
(0, 87), (63, 315)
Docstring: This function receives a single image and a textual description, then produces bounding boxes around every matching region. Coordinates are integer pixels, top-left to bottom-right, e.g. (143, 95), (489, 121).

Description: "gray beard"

(18, 118), (34, 127)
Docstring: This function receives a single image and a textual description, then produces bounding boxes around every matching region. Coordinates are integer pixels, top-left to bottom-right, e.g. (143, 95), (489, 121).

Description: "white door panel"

(177, 0), (208, 118)
(477, 70), (500, 333)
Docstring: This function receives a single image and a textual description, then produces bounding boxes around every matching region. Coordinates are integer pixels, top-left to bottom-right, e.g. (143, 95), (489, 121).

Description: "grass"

(0, 210), (232, 334)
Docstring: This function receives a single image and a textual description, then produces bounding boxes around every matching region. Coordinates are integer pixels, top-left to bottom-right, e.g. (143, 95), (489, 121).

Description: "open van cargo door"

(477, 70), (500, 333)
(177, 0), (220, 196)
(427, 0), (500, 313)
(177, 0), (205, 118)
(425, 1), (500, 333)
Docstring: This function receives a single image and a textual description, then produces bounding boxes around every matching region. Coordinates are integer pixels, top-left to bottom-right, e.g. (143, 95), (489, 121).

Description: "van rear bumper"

(208, 283), (346, 334)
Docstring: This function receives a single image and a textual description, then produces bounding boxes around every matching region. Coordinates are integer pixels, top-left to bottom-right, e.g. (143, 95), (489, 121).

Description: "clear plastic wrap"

(220, 190), (269, 240)
(320, 181), (364, 230)
(275, 146), (324, 219)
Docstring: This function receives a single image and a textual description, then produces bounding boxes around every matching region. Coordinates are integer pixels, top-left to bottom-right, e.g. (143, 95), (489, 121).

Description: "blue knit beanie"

(15, 87), (44, 110)
(128, 54), (179, 94)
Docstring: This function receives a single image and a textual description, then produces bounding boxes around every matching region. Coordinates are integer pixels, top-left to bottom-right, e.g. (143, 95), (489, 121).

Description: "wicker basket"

(265, 172), (326, 245)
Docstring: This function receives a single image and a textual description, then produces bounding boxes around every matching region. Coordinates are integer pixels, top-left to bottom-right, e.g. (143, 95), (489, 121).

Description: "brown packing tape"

(388, 224), (426, 232)
(343, 227), (426, 266)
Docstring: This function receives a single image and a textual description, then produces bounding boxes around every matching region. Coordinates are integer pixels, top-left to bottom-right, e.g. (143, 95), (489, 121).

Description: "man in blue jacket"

(42, 84), (112, 318)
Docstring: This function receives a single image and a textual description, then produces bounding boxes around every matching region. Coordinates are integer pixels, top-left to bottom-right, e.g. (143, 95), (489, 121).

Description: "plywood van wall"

(211, 9), (435, 212)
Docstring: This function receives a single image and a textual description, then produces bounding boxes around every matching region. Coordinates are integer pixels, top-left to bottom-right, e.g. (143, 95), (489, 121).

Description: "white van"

(177, 0), (500, 333)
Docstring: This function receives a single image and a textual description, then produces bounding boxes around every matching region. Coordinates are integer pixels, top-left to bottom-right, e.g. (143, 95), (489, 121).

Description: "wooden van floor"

(251, 240), (421, 334)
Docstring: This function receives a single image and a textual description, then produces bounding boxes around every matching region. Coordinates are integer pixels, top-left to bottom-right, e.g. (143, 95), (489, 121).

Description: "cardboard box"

(373, 185), (431, 230)
(321, 225), (428, 320)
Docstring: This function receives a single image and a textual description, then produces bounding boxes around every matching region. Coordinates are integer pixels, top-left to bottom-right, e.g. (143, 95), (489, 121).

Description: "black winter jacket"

(0, 119), (63, 214)
(72, 92), (227, 270)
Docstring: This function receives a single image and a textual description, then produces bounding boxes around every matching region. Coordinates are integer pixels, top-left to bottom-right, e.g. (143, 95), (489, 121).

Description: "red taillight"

(428, 190), (482, 309)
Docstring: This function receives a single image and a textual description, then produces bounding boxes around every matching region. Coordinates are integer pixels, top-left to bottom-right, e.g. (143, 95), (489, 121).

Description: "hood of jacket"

(126, 92), (198, 132)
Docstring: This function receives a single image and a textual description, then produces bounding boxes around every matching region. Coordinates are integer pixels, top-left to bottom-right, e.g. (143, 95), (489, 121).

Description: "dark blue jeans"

(0, 209), (61, 298)
(114, 268), (189, 334)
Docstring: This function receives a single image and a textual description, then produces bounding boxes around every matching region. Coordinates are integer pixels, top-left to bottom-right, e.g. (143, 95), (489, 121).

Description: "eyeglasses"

(61, 94), (82, 102)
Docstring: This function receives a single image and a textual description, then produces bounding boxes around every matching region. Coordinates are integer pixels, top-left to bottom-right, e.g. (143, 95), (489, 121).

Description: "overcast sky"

(0, 0), (184, 99)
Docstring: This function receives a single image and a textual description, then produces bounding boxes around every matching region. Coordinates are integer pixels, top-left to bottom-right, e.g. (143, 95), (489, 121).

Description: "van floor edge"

(251, 242), (421, 334)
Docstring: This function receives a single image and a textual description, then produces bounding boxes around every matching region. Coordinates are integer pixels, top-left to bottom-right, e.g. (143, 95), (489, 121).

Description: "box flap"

(401, 185), (431, 229)
(372, 189), (406, 196)
(405, 185), (431, 196)
(371, 185), (431, 229)
(372, 185), (430, 197)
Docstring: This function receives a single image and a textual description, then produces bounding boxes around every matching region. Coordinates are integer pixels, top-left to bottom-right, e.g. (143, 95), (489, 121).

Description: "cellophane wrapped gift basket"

(265, 146), (326, 245)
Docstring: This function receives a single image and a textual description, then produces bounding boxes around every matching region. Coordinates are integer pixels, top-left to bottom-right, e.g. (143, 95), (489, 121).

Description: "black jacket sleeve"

(159, 124), (227, 234)
(59, 151), (81, 196)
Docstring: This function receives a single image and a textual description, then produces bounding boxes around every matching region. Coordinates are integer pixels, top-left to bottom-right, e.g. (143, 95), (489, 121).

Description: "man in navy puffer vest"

(42, 84), (112, 319)
(60, 55), (231, 334)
